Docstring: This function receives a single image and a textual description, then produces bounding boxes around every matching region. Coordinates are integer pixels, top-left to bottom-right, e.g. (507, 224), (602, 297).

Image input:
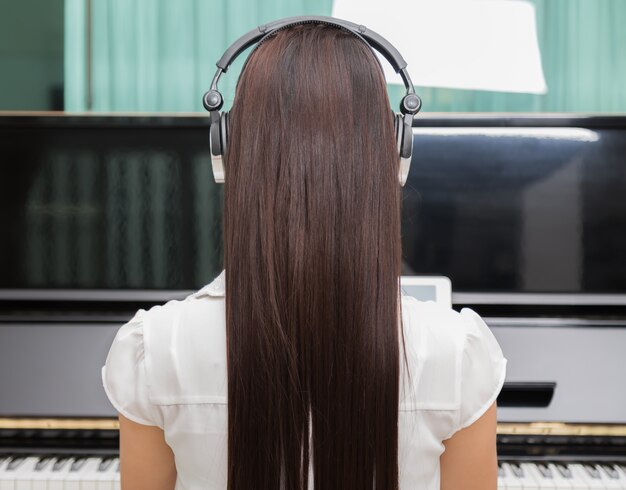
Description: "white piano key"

(113, 459), (120, 490)
(0, 458), (14, 490)
(612, 464), (626, 490)
(500, 462), (525, 490)
(502, 462), (540, 490)
(569, 463), (604, 490)
(498, 462), (508, 489)
(546, 463), (574, 489)
(62, 457), (87, 490)
(78, 457), (114, 490)
(590, 464), (622, 490)
(13, 456), (42, 490)
(599, 463), (626, 490)
(521, 463), (557, 489)
(0, 456), (28, 490)
(95, 458), (119, 490)
(554, 463), (590, 490)
(64, 457), (101, 490)
(30, 456), (56, 490)
(47, 457), (75, 490)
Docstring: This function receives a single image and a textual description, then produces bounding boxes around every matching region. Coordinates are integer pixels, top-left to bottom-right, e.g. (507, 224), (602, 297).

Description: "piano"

(0, 113), (625, 488)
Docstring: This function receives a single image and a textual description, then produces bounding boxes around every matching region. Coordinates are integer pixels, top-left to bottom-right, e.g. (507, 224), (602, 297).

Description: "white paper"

(331, 0), (547, 94)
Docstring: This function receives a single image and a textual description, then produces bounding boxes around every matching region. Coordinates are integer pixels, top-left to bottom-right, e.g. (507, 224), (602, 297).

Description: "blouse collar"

(194, 269), (225, 298)
(195, 269), (407, 300)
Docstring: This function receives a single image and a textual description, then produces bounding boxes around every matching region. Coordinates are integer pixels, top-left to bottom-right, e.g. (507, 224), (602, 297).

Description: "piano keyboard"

(498, 462), (626, 489)
(0, 456), (119, 490)
(1, 456), (626, 489)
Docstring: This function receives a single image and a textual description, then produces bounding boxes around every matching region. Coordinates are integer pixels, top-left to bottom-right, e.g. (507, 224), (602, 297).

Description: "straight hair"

(223, 23), (405, 490)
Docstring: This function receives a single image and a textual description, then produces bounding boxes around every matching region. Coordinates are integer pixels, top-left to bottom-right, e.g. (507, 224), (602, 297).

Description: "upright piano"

(0, 114), (625, 488)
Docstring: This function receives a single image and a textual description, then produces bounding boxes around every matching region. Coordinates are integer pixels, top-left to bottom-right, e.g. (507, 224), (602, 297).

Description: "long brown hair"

(223, 23), (404, 489)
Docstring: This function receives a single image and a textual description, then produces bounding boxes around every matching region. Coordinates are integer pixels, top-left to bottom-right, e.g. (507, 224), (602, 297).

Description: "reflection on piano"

(1, 114), (626, 489)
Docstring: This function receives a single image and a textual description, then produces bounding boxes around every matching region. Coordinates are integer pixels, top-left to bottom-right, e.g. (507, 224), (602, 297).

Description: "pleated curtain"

(64, 0), (334, 112)
(65, 0), (626, 113)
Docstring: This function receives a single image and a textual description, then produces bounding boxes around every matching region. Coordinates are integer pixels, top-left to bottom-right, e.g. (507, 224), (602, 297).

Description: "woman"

(102, 21), (507, 490)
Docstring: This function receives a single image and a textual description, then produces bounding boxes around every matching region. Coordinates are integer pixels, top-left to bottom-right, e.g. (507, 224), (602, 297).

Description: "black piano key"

(537, 463), (553, 478)
(508, 462), (524, 478)
(34, 456), (54, 471)
(70, 457), (87, 472)
(6, 456), (26, 471)
(555, 463), (573, 479)
(52, 456), (72, 472)
(600, 464), (620, 479)
(98, 457), (115, 472)
(583, 463), (601, 479)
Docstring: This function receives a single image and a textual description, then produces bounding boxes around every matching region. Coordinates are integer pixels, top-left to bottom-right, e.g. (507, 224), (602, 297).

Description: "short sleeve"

(454, 307), (507, 433)
(101, 310), (162, 427)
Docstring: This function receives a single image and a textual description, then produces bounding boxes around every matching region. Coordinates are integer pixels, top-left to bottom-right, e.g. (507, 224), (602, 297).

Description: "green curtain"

(64, 0), (333, 112)
(65, 0), (626, 113)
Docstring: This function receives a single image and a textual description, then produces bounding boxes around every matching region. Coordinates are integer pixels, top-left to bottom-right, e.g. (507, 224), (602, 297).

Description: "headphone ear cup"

(394, 112), (404, 158)
(209, 112), (222, 157)
(209, 111), (226, 183)
(397, 113), (413, 186)
(221, 111), (230, 156)
(399, 115), (413, 160)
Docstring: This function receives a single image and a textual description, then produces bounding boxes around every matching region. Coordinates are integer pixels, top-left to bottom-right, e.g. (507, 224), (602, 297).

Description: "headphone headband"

(217, 16), (407, 75)
(202, 15), (422, 186)
(207, 15), (417, 100)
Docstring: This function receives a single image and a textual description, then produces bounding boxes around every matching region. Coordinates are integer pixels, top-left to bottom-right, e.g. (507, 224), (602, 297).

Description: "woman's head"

(226, 23), (398, 196)
(222, 23), (404, 490)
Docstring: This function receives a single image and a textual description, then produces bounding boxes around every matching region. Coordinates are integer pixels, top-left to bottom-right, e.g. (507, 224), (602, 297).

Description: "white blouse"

(102, 270), (507, 490)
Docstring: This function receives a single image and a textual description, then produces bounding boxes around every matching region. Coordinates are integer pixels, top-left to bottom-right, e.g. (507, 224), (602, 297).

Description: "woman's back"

(103, 19), (506, 489)
(103, 270), (506, 489)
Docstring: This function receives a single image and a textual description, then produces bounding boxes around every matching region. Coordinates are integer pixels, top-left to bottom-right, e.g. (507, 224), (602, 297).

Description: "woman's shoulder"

(142, 269), (226, 338)
(402, 296), (483, 365)
(400, 296), (507, 438)
(403, 297), (497, 352)
(102, 271), (228, 415)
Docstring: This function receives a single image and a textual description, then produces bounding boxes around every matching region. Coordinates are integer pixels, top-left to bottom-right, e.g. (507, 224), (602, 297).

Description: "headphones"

(202, 15), (422, 186)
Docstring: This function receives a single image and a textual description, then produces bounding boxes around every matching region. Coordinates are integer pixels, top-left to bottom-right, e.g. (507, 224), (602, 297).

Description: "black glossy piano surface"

(1, 114), (625, 489)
